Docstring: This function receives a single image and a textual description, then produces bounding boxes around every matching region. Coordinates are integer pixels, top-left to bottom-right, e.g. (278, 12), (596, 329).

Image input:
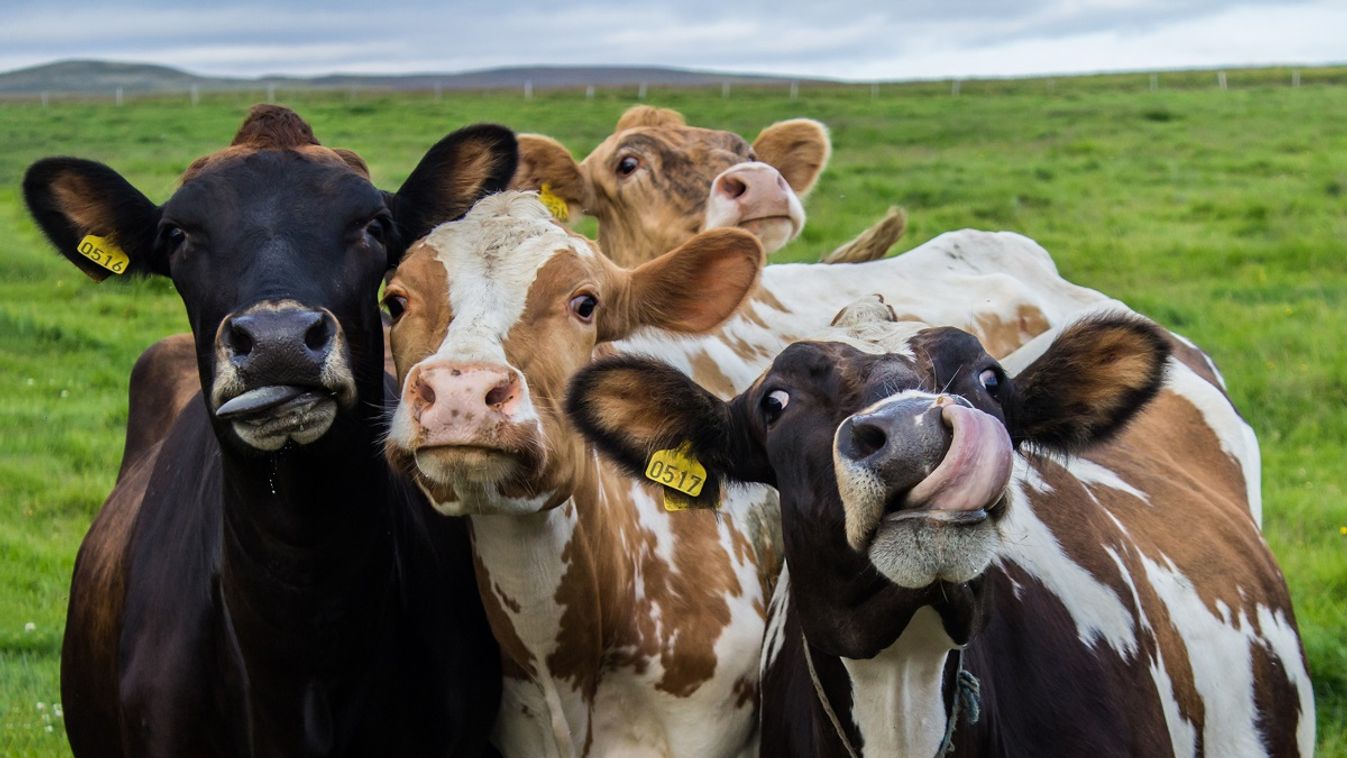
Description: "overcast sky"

(3, 0), (1343, 80)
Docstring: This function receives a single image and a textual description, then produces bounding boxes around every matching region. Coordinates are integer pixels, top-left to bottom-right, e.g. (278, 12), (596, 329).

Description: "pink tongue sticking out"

(903, 404), (1013, 513)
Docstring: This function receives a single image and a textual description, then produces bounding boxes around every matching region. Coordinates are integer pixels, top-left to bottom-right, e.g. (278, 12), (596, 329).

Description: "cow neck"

(466, 451), (613, 680)
(215, 378), (397, 741)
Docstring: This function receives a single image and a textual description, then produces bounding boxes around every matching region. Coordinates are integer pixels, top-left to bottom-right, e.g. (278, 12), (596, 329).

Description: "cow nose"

(711, 163), (790, 210)
(837, 397), (954, 490)
(406, 362), (524, 436)
(220, 307), (336, 381)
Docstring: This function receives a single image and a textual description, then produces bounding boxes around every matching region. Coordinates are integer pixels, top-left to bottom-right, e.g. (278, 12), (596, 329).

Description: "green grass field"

(1, 70), (1344, 755)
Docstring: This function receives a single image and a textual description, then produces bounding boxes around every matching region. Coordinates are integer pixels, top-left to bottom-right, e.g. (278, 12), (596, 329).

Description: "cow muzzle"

(210, 301), (354, 452)
(834, 394), (1012, 588)
(703, 161), (804, 255)
(396, 360), (546, 487)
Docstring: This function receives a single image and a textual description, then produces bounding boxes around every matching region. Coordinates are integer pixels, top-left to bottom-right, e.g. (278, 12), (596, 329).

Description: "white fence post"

(266, 83), (276, 102)
(638, 82), (647, 100)
(1292, 70), (1300, 88)
(524, 80), (533, 99)
(951, 79), (961, 96)
(115, 87), (124, 106)
(789, 80), (798, 100)
(722, 81), (730, 99)
(1150, 73), (1158, 91)
(871, 82), (878, 100)
(190, 84), (199, 106)
(1217, 71), (1227, 90)
(586, 84), (595, 100)
(435, 82), (443, 100)
(41, 91), (49, 108)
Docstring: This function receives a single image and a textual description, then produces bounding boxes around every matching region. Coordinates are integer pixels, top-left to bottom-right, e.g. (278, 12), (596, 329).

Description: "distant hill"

(0, 59), (824, 95)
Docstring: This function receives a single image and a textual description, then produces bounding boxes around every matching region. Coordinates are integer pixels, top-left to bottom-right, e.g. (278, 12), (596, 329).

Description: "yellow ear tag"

(76, 234), (130, 275)
(538, 183), (570, 222)
(646, 442), (715, 512)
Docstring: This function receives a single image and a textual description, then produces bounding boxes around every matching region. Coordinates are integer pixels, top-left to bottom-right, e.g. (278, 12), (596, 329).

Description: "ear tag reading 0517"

(539, 183), (570, 222)
(645, 442), (714, 511)
(76, 234), (130, 275)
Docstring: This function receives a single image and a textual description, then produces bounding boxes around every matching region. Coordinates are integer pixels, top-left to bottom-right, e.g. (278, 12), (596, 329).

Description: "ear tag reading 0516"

(539, 183), (570, 222)
(646, 442), (714, 511)
(76, 234), (130, 275)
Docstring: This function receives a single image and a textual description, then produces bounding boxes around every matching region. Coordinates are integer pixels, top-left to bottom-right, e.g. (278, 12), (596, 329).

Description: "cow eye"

(616, 155), (640, 177)
(383, 293), (408, 322)
(569, 293), (598, 323)
(161, 225), (186, 251)
(762, 389), (790, 422)
(979, 368), (1001, 395)
(365, 217), (389, 246)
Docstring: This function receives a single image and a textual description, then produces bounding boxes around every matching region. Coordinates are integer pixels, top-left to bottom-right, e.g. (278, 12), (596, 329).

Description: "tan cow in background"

(511, 105), (904, 266)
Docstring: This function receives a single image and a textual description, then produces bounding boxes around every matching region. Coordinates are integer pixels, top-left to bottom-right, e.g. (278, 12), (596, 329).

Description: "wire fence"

(3, 65), (1345, 108)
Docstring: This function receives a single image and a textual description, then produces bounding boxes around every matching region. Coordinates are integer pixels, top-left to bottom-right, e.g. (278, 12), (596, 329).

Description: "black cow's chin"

(224, 392), (340, 452)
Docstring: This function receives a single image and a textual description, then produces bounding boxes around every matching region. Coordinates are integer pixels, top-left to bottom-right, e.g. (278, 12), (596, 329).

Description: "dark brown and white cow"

(512, 105), (902, 266)
(382, 191), (771, 756)
(23, 106), (512, 757)
(568, 302), (1314, 757)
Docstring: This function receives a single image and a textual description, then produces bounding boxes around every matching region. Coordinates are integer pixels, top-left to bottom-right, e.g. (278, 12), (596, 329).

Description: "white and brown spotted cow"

(511, 105), (902, 266)
(383, 192), (771, 756)
(568, 301), (1314, 757)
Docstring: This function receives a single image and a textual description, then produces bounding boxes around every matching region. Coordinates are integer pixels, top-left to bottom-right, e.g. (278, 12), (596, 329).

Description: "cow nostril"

(850, 420), (888, 460)
(227, 322), (254, 357)
(485, 376), (516, 408)
(304, 316), (333, 352)
(718, 175), (748, 199)
(414, 373), (436, 408)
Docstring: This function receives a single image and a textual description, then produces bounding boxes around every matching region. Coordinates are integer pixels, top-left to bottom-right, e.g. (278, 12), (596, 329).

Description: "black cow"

(567, 302), (1314, 757)
(23, 105), (514, 757)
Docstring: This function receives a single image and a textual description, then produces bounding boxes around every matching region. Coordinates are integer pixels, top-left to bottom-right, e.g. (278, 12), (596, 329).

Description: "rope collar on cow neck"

(801, 636), (980, 757)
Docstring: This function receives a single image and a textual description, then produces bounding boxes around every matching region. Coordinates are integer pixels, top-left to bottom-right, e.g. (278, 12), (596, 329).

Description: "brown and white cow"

(24, 106), (513, 757)
(568, 302), (1314, 757)
(511, 105), (901, 266)
(383, 192), (771, 756)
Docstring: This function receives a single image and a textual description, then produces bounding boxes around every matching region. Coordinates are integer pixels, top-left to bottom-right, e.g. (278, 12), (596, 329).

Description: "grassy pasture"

(0, 71), (1344, 755)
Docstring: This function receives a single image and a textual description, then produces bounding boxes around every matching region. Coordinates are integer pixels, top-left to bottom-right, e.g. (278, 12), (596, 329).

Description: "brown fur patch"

(230, 104), (319, 149)
(50, 173), (116, 240)
(510, 134), (588, 217)
(614, 105), (687, 131)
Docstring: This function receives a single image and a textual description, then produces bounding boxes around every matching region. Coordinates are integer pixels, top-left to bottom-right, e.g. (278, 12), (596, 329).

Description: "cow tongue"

(901, 404), (1012, 513)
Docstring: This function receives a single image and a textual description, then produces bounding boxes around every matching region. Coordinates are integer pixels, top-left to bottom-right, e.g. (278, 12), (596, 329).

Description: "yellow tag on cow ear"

(646, 442), (715, 514)
(646, 442), (707, 497)
(75, 234), (130, 276)
(539, 183), (570, 222)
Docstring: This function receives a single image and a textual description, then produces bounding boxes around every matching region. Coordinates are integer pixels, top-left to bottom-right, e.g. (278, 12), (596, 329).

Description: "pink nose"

(405, 362), (523, 446)
(711, 162), (792, 221)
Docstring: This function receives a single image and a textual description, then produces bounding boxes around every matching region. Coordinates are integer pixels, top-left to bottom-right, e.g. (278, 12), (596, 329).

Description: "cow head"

(567, 302), (1169, 656)
(24, 105), (517, 454)
(383, 191), (763, 515)
(511, 105), (829, 266)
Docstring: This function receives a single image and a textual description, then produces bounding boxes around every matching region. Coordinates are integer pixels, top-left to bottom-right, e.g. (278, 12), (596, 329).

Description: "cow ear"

(509, 134), (587, 223)
(390, 124), (518, 265)
(599, 227), (762, 342)
(1010, 314), (1170, 452)
(23, 158), (164, 281)
(567, 356), (772, 507)
(752, 119), (831, 197)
